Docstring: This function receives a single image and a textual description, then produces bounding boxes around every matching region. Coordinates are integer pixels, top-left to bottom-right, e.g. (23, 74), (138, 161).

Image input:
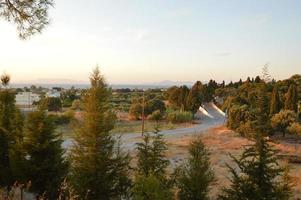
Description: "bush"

(287, 122), (301, 136)
(48, 111), (75, 125)
(167, 110), (193, 123)
(271, 110), (297, 137)
(148, 110), (163, 121)
(129, 103), (143, 120)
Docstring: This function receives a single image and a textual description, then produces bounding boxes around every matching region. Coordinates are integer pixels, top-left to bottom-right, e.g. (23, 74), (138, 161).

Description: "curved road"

(62, 102), (225, 150)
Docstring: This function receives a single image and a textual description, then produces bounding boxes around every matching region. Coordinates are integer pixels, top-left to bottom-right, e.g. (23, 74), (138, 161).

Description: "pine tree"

(175, 136), (214, 200)
(219, 135), (292, 200)
(0, 74), (22, 187)
(70, 67), (131, 200)
(132, 126), (172, 200)
(270, 85), (281, 116)
(136, 126), (169, 178)
(21, 108), (67, 198)
(284, 84), (298, 112)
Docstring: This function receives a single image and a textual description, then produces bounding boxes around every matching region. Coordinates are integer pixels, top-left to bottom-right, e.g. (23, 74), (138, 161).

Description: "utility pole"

(141, 90), (145, 136)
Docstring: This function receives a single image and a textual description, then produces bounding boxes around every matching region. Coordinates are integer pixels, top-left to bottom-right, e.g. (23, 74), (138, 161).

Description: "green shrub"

(148, 110), (163, 121)
(48, 111), (75, 125)
(167, 110), (193, 123)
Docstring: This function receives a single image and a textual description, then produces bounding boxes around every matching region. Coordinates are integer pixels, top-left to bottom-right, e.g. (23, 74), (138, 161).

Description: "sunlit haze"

(1, 0), (301, 84)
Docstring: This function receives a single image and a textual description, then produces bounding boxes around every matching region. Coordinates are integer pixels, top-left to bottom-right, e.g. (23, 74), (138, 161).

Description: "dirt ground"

(165, 126), (301, 199)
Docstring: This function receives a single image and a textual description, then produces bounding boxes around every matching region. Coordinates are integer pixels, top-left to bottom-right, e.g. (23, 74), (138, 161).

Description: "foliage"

(48, 111), (75, 125)
(132, 174), (173, 200)
(284, 84), (298, 112)
(270, 85), (282, 116)
(0, 74), (23, 187)
(148, 110), (163, 121)
(133, 126), (172, 199)
(166, 110), (193, 123)
(146, 98), (166, 115)
(69, 67), (131, 200)
(129, 103), (143, 120)
(47, 97), (62, 112)
(287, 122), (301, 136)
(0, 0), (54, 39)
(219, 135), (293, 200)
(20, 109), (67, 198)
(271, 110), (297, 137)
(175, 136), (214, 200)
(186, 81), (203, 113)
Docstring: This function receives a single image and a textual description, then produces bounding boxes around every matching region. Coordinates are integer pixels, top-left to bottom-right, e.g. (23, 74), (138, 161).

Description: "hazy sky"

(1, 0), (301, 84)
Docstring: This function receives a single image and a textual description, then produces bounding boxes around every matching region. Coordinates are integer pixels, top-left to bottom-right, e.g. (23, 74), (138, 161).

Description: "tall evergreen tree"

(175, 136), (214, 200)
(219, 135), (292, 200)
(253, 84), (270, 135)
(186, 81), (203, 113)
(132, 126), (172, 200)
(70, 67), (131, 200)
(270, 85), (281, 116)
(0, 74), (21, 187)
(284, 84), (298, 112)
(21, 108), (67, 198)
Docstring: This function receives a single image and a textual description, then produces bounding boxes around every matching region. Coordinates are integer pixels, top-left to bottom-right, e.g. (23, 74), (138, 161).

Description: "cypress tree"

(253, 84), (270, 135)
(132, 126), (172, 200)
(284, 84), (298, 112)
(70, 67), (131, 200)
(219, 135), (292, 200)
(21, 108), (67, 198)
(186, 81), (203, 113)
(175, 136), (214, 200)
(269, 85), (281, 116)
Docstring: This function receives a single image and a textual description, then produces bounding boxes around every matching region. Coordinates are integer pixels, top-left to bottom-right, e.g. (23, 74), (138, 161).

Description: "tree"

(175, 136), (214, 200)
(129, 102), (143, 120)
(0, 73), (22, 187)
(136, 127), (169, 178)
(132, 174), (173, 200)
(253, 84), (270, 135)
(284, 84), (298, 112)
(261, 64), (272, 83)
(132, 126), (172, 200)
(146, 98), (166, 115)
(0, 0), (54, 39)
(21, 108), (67, 198)
(47, 97), (62, 112)
(271, 110), (297, 137)
(70, 67), (131, 200)
(186, 81), (203, 113)
(219, 135), (292, 200)
(270, 85), (281, 116)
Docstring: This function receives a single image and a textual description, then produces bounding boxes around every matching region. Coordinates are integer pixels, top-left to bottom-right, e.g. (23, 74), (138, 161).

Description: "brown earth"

(165, 126), (301, 199)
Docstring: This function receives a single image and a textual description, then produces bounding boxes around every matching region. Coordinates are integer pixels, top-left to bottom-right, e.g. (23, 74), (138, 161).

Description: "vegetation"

(167, 110), (193, 123)
(132, 126), (173, 200)
(69, 67), (131, 200)
(0, 69), (299, 198)
(271, 110), (299, 137)
(175, 136), (214, 200)
(0, 0), (54, 39)
(19, 108), (67, 198)
(221, 73), (301, 138)
(219, 135), (293, 200)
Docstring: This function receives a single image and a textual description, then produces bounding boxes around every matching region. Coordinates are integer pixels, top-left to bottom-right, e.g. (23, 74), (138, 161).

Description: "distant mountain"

(150, 80), (194, 86)
(29, 79), (88, 84)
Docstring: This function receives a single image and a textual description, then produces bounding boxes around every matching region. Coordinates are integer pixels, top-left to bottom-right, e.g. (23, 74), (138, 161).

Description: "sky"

(0, 0), (301, 84)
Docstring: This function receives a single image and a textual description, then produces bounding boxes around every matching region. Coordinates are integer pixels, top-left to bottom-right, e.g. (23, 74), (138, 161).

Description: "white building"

(46, 91), (61, 98)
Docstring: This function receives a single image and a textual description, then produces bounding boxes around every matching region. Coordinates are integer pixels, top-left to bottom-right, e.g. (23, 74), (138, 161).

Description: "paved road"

(62, 103), (225, 150)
